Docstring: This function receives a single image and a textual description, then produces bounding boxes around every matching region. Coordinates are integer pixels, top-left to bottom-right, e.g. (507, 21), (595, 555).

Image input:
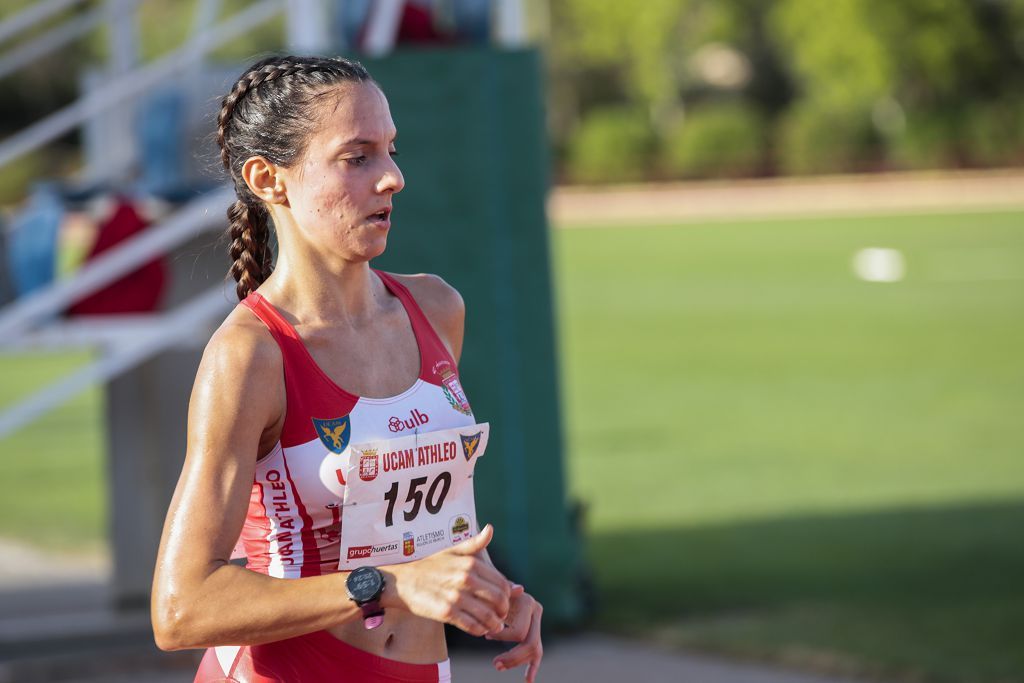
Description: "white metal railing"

(0, 0), (528, 170)
(0, 284), (234, 439)
(0, 2), (116, 81)
(0, 185), (236, 438)
(0, 0), (285, 170)
(0, 0), (330, 442)
(0, 185), (234, 341)
(0, 0), (90, 46)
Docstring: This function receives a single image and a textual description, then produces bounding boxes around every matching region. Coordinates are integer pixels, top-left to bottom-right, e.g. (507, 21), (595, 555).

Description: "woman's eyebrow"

(334, 134), (398, 148)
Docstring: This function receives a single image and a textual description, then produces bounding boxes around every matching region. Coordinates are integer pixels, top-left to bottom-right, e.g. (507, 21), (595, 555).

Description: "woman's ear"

(241, 156), (288, 205)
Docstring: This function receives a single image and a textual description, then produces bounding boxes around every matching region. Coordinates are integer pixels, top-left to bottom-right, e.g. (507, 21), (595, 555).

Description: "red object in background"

(68, 199), (167, 315)
(357, 2), (454, 50)
(397, 3), (453, 44)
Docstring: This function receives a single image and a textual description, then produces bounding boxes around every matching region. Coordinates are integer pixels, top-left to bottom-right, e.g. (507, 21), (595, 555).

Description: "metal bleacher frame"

(0, 0), (294, 441)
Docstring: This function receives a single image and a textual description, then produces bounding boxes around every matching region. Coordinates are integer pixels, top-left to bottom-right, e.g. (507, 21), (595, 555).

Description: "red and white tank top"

(235, 269), (476, 578)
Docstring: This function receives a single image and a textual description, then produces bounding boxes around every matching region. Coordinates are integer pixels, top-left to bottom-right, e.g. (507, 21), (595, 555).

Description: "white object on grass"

(853, 247), (905, 283)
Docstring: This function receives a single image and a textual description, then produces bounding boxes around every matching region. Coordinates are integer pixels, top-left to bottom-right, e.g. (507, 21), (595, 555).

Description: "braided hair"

(216, 55), (373, 300)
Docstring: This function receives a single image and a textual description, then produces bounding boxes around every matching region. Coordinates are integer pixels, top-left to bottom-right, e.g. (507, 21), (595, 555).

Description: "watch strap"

(360, 599), (384, 629)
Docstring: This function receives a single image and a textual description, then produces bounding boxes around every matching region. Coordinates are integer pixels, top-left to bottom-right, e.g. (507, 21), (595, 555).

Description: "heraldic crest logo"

(432, 360), (472, 416)
(312, 415), (351, 454)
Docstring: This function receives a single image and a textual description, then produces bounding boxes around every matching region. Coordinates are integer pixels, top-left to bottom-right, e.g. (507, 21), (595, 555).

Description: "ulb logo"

(460, 432), (482, 461)
(312, 416), (351, 454)
(403, 531), (415, 557)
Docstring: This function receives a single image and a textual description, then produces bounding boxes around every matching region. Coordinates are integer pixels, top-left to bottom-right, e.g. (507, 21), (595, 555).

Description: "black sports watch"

(346, 566), (386, 629)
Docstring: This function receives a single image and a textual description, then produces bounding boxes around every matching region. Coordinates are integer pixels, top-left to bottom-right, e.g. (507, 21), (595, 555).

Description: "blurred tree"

(565, 106), (655, 184)
(546, 0), (1024, 182)
(663, 101), (767, 178)
(4, 0), (1023, 190)
(767, 0), (892, 172)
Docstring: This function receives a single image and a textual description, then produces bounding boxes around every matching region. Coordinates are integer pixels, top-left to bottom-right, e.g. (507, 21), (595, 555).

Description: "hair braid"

(226, 199), (272, 301)
(215, 55), (373, 300)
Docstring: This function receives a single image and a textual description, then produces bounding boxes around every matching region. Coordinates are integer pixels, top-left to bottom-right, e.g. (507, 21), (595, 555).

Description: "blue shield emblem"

(312, 416), (351, 454)
(460, 432), (482, 461)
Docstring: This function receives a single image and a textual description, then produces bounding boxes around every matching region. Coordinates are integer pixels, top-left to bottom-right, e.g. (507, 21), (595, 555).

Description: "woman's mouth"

(367, 207), (391, 228)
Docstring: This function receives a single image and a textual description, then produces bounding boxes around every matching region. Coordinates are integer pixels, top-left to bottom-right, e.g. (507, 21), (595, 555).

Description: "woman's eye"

(346, 156), (368, 166)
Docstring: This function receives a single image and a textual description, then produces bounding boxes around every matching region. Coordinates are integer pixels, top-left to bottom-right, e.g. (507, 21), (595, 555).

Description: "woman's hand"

(485, 589), (544, 682)
(383, 524), (514, 637)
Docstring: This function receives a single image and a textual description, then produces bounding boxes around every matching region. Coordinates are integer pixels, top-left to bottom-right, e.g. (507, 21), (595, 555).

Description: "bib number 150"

(382, 472), (452, 527)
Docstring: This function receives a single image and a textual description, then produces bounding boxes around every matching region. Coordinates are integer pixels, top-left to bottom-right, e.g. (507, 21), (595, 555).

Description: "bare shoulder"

(391, 272), (464, 321)
(191, 305), (284, 432)
(390, 272), (466, 360)
(203, 305), (282, 379)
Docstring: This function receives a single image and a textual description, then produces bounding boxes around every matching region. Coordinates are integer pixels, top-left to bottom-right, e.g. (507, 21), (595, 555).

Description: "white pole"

(361, 0), (404, 57)
(104, 0), (141, 183)
(285, 0), (330, 53)
(495, 0), (526, 48)
(191, 0), (224, 37)
(106, 0), (139, 75)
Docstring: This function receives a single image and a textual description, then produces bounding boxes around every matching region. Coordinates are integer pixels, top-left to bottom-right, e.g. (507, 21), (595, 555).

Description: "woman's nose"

(377, 159), (405, 194)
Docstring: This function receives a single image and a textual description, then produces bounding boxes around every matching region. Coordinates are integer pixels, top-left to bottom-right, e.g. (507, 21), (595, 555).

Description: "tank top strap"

(240, 291), (359, 447)
(241, 291), (305, 357)
(373, 269), (459, 379)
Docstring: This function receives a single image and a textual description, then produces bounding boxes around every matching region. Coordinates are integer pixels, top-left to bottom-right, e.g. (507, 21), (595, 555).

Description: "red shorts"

(194, 630), (452, 682)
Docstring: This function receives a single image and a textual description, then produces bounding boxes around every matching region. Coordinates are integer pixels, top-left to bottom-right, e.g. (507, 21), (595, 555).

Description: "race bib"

(338, 423), (489, 569)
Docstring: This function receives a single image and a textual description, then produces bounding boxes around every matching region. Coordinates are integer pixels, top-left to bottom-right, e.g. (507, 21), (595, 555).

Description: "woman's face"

(279, 81), (404, 263)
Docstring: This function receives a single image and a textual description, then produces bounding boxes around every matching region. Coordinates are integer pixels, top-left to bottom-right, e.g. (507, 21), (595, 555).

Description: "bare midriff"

(328, 611), (447, 664)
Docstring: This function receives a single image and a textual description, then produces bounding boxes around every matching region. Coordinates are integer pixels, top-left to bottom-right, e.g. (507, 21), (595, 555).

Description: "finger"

(462, 559), (513, 616)
(469, 574), (512, 622)
(457, 593), (505, 634)
(451, 607), (492, 638)
(451, 523), (492, 555)
(486, 593), (532, 640)
(493, 638), (536, 668)
(492, 639), (536, 672)
(493, 603), (542, 672)
(526, 657), (541, 683)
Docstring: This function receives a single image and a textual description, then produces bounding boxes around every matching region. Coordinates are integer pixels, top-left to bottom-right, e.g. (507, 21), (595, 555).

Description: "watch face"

(347, 566), (384, 603)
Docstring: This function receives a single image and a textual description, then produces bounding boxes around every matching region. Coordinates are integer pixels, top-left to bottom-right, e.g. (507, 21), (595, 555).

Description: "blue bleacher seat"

(7, 183), (64, 296)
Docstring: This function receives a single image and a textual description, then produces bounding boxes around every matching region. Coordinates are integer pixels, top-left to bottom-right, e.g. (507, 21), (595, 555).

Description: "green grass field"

(0, 351), (106, 552)
(1, 208), (1022, 681)
(555, 210), (1024, 682)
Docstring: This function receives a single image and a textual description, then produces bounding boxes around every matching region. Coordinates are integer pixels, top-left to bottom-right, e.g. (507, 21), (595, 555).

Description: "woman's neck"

(261, 255), (386, 326)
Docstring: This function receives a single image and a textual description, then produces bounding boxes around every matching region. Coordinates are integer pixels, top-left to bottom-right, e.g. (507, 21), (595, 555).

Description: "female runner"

(151, 55), (543, 682)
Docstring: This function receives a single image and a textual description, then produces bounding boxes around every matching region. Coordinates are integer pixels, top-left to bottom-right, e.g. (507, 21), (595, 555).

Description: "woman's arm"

(151, 319), (359, 650)
(151, 316), (513, 651)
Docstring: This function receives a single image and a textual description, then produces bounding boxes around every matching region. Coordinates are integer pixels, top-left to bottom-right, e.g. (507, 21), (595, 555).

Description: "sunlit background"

(1, 1), (1022, 682)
